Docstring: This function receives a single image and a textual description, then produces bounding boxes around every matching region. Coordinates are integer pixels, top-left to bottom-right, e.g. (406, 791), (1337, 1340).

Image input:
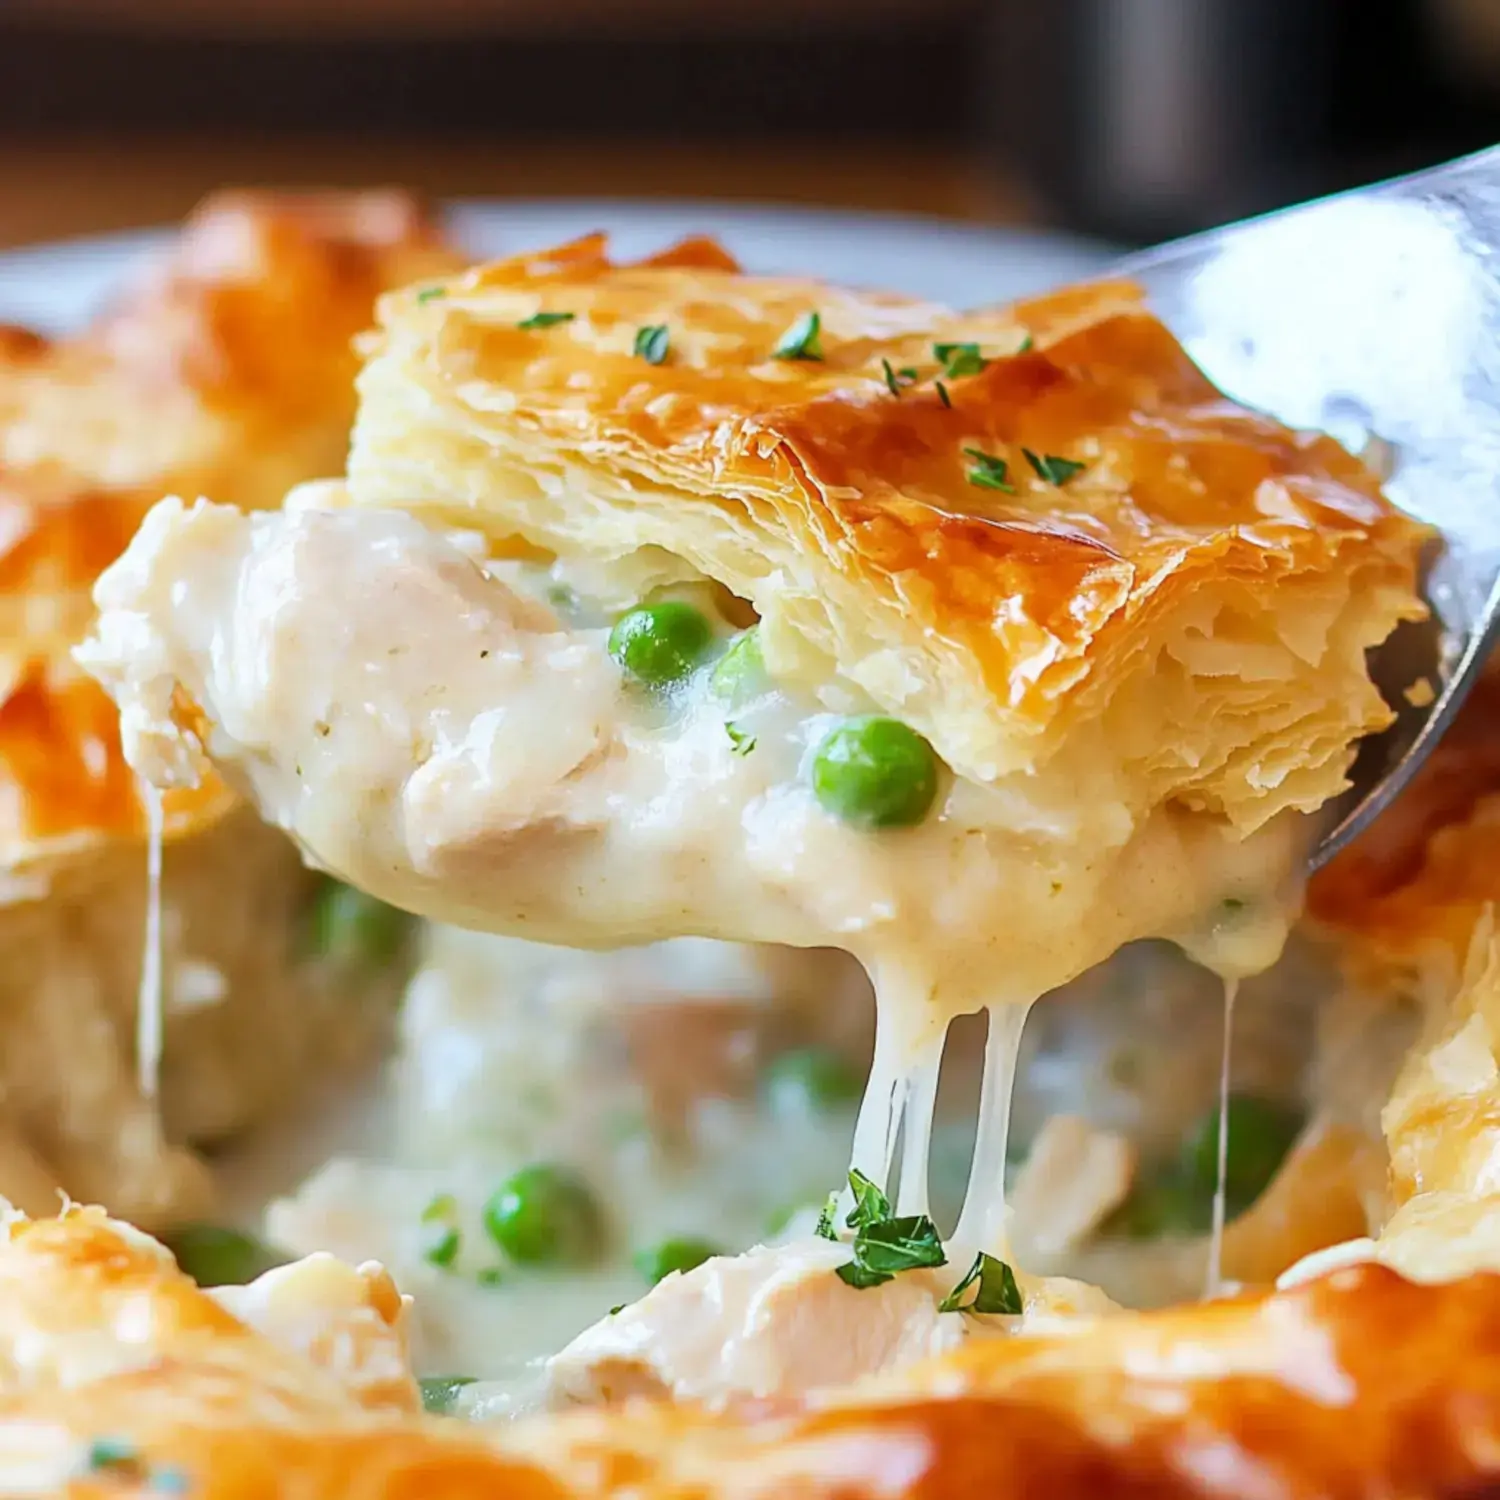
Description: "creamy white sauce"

(80, 495), (1318, 1400)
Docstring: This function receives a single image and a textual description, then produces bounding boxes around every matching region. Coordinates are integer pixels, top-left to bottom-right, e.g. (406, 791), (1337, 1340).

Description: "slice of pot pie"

(80, 235), (1425, 1266)
(0, 191), (461, 1228)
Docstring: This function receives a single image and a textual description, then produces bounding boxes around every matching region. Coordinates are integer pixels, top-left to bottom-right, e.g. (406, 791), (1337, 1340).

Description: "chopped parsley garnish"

(415, 286), (447, 305)
(881, 358), (918, 397)
(419, 1376), (476, 1416)
(832, 1168), (947, 1290)
(422, 1193), (458, 1223)
(845, 1167), (891, 1230)
(934, 341), (988, 378)
(963, 447), (1016, 492)
(1017, 333), (1035, 353)
(772, 311), (824, 361)
(476, 1265), (504, 1286)
(1022, 449), (1086, 485)
(725, 721), (757, 756)
(86, 1438), (140, 1473)
(609, 1302), (627, 1315)
(421, 1193), (461, 1270)
(814, 1191), (840, 1241)
(517, 311), (575, 330)
(633, 324), (671, 365)
(83, 1439), (188, 1491)
(935, 380), (952, 409)
(424, 1228), (460, 1269)
(939, 1252), (1023, 1315)
(849, 1215), (946, 1276)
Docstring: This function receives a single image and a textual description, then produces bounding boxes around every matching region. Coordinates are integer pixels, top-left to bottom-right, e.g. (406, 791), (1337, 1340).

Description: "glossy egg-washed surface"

(349, 234), (1424, 812)
(0, 191), (461, 875)
(11, 1208), (1500, 1500)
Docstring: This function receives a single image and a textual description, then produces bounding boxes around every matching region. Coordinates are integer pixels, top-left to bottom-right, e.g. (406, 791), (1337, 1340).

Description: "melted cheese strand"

(952, 1004), (1029, 1253)
(1205, 976), (1239, 1299)
(894, 1037), (943, 1219)
(137, 781), (165, 1099)
(848, 1009), (907, 1195)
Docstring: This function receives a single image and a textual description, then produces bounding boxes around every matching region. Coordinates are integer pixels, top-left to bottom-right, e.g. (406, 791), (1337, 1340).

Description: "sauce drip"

(137, 781), (165, 1099)
(1205, 975), (1239, 1298)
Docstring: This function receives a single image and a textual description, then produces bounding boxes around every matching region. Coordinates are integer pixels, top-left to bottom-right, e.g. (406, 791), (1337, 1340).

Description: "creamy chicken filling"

(81, 494), (1322, 1404)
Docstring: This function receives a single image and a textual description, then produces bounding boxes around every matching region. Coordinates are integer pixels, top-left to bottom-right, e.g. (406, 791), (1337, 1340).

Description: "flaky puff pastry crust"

(1309, 667), (1500, 988)
(347, 235), (1425, 825)
(10, 1206), (1500, 1499)
(0, 192), (462, 881)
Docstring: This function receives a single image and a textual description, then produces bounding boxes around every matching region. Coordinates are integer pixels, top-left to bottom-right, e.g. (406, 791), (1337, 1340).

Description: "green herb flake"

(1016, 333), (1035, 353)
(939, 1252), (1023, 1315)
(476, 1265), (505, 1287)
(517, 311), (576, 330)
(725, 721), (757, 756)
(836, 1260), (895, 1290)
(424, 1226), (461, 1270)
(422, 1193), (458, 1224)
(415, 286), (447, 305)
(86, 1438), (141, 1474)
(1022, 449), (1087, 486)
(772, 311), (824, 361)
(633, 324), (671, 365)
(814, 1190), (841, 1241)
(934, 341), (988, 378)
(935, 380), (952, 409)
(419, 1375), (476, 1416)
(963, 447), (1016, 493)
(852, 1214), (946, 1276)
(881, 358), (918, 397)
(844, 1168), (892, 1231)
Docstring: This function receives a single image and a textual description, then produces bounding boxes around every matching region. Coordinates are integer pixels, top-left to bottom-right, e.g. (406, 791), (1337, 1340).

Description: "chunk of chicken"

(544, 1239), (967, 1409)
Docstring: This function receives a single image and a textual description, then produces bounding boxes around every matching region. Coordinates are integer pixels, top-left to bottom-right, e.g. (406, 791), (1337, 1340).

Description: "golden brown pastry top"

(11, 1206), (1500, 1500)
(348, 234), (1425, 821)
(0, 191), (462, 880)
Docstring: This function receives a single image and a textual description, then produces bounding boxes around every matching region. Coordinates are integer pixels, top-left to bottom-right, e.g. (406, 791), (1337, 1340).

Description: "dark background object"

(0, 0), (1496, 243)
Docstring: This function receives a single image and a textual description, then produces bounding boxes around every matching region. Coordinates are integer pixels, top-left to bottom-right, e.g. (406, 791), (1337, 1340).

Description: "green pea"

(763, 1047), (863, 1113)
(482, 1164), (603, 1267)
(1184, 1094), (1305, 1205)
(163, 1224), (285, 1287)
(306, 878), (408, 966)
(709, 628), (765, 704)
(608, 602), (713, 687)
(810, 717), (939, 829)
(419, 1375), (476, 1415)
(634, 1236), (721, 1285)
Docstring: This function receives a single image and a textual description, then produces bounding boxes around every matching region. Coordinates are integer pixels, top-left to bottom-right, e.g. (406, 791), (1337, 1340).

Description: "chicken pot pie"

(67, 233), (1500, 1495)
(0, 191), (460, 1227)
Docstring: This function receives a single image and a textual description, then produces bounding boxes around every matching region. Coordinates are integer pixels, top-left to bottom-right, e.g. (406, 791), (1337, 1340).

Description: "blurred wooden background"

(0, 0), (1496, 251)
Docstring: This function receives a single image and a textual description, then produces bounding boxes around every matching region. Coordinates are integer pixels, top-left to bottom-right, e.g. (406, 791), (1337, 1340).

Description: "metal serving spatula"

(1114, 146), (1500, 870)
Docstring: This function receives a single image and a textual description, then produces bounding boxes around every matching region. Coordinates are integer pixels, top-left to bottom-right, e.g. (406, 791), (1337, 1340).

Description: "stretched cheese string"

(952, 1004), (1029, 1253)
(895, 1036), (942, 1219)
(137, 781), (165, 1099)
(1205, 976), (1239, 1298)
